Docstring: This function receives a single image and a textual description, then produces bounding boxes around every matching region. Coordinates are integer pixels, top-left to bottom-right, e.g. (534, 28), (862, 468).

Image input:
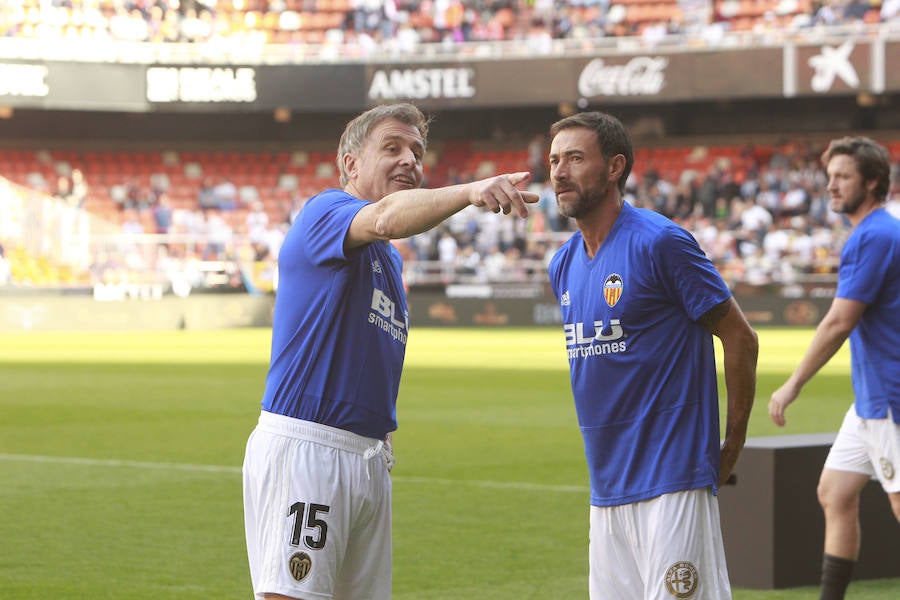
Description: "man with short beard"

(546, 111), (759, 599)
(769, 136), (900, 600)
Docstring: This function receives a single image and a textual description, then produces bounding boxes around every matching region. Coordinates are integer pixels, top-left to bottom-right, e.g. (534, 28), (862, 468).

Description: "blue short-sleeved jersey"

(260, 189), (409, 438)
(548, 203), (732, 507)
(835, 208), (900, 423)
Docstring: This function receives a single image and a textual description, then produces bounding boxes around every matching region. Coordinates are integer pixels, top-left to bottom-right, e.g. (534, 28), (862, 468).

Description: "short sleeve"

(654, 226), (732, 321)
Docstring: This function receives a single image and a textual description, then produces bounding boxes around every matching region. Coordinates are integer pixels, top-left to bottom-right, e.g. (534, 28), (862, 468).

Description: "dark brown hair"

(550, 111), (634, 195)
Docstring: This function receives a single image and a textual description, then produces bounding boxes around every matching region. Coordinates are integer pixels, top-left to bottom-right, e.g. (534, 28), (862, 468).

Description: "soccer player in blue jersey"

(241, 103), (539, 600)
(545, 111), (759, 600)
(769, 136), (900, 600)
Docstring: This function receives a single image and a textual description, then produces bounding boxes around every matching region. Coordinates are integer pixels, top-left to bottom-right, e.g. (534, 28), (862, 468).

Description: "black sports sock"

(819, 553), (855, 600)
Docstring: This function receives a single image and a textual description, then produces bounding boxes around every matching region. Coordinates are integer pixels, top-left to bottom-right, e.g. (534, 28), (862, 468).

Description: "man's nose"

(398, 148), (416, 165)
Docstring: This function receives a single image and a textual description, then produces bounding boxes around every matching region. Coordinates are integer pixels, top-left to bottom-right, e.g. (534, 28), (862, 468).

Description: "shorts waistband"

(256, 411), (379, 454)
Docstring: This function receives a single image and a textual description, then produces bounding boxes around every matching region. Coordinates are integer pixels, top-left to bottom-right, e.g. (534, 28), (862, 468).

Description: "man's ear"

(609, 153), (627, 182)
(866, 177), (879, 195)
(342, 153), (358, 182)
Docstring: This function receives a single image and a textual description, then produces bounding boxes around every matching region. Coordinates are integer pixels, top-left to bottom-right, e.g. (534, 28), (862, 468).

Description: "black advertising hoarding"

(364, 61), (569, 108)
(0, 61), (146, 111)
(257, 64), (366, 111)
(144, 63), (367, 111)
(0, 36), (896, 113)
(48, 62), (147, 111)
(361, 40), (885, 109)
(0, 61), (369, 112)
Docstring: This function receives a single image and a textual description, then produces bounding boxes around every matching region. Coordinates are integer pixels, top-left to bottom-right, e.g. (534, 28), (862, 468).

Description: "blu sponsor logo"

(563, 319), (626, 359)
(369, 288), (408, 345)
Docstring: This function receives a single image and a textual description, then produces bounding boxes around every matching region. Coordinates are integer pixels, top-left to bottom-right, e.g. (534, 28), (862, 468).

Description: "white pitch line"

(0, 453), (241, 474)
(0, 453), (589, 494)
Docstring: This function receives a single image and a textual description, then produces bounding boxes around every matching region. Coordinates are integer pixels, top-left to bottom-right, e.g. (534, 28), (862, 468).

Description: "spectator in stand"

(204, 209), (233, 260)
(455, 243), (482, 279)
(739, 198), (774, 244)
(482, 244), (507, 281)
(70, 168), (88, 209)
(437, 228), (459, 283)
(755, 178), (783, 219)
(246, 200), (270, 247)
(538, 179), (567, 232)
(0, 242), (11, 285)
(198, 177), (218, 211)
(53, 174), (76, 207)
(152, 192), (174, 235)
(883, 0), (900, 21)
(813, 1), (843, 26)
(121, 208), (144, 236)
(695, 165), (720, 218)
(843, 0), (873, 21)
(121, 177), (150, 211)
(211, 178), (239, 210)
(528, 133), (548, 183)
(781, 174), (812, 217)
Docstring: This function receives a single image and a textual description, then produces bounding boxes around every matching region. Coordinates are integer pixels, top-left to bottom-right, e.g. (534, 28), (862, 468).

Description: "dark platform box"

(719, 433), (900, 589)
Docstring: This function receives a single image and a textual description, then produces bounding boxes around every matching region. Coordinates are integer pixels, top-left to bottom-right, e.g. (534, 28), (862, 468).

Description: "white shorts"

(824, 406), (900, 493)
(589, 488), (731, 600)
(242, 412), (393, 600)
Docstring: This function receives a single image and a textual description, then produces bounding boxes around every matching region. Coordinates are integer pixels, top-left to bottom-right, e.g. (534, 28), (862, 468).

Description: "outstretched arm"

(345, 172), (539, 250)
(768, 297), (865, 427)
(699, 297), (759, 486)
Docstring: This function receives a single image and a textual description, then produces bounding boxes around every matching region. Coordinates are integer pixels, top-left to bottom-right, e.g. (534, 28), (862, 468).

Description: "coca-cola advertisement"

(577, 56), (669, 98)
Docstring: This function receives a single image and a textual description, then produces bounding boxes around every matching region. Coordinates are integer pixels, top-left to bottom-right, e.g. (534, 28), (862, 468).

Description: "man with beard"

(545, 111), (759, 599)
(769, 136), (900, 600)
(242, 103), (539, 600)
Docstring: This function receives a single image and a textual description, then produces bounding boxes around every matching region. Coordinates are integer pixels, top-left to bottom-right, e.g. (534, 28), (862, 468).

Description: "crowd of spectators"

(396, 136), (900, 290)
(1, 0), (898, 58)
(3, 133), (897, 294)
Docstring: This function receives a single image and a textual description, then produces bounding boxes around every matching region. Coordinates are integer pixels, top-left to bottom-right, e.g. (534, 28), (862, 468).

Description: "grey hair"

(337, 103), (431, 187)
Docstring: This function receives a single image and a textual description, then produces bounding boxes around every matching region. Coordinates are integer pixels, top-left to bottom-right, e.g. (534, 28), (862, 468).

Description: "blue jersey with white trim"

(548, 203), (732, 507)
(260, 189), (408, 439)
(835, 208), (900, 424)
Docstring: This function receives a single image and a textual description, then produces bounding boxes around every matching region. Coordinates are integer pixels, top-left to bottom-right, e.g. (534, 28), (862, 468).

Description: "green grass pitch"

(0, 327), (896, 599)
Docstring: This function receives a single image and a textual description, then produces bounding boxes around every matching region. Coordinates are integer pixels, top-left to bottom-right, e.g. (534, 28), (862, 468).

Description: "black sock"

(820, 553), (855, 600)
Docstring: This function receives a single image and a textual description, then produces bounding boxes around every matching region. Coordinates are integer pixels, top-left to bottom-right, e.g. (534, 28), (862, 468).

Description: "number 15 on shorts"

(289, 502), (331, 550)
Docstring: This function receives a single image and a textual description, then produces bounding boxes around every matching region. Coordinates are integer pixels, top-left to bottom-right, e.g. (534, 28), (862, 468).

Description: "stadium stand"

(0, 1), (898, 296)
(0, 0), (889, 49)
(1, 135), (897, 292)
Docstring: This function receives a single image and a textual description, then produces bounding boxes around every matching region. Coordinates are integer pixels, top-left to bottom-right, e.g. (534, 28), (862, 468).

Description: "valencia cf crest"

(289, 551), (313, 582)
(603, 273), (623, 307)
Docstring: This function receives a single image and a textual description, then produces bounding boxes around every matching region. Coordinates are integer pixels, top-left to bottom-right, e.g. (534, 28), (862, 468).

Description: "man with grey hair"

(242, 103), (538, 600)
